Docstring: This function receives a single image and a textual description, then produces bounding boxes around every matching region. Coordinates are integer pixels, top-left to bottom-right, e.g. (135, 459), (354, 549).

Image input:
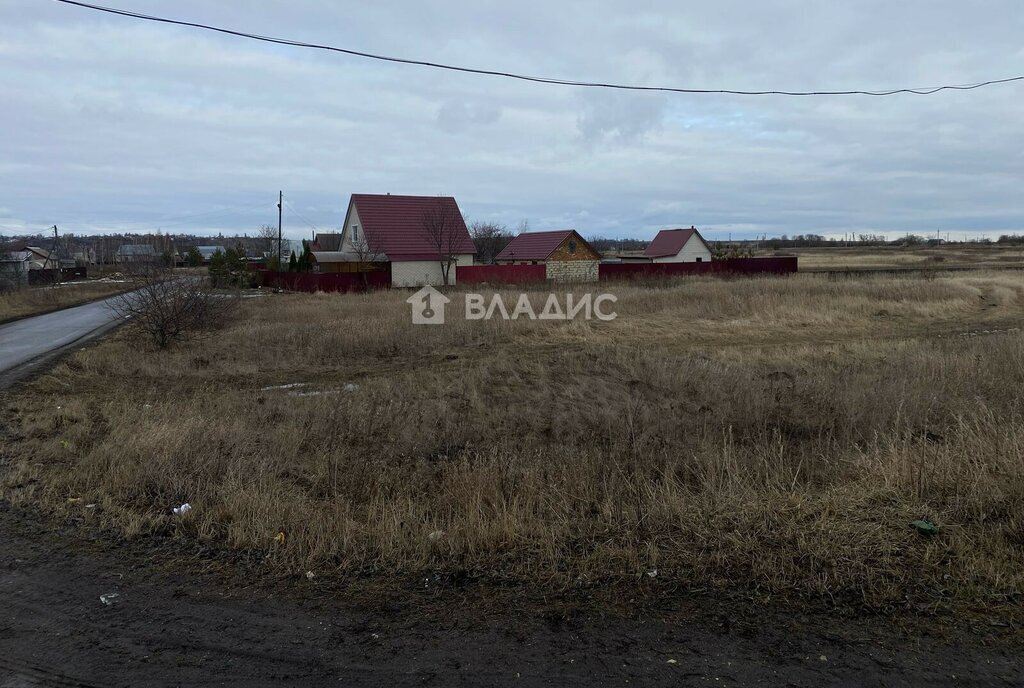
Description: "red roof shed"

(642, 227), (710, 259)
(494, 229), (597, 262)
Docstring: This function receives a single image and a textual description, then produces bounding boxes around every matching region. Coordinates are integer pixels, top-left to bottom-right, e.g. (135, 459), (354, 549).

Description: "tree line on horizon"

(4, 227), (1021, 267)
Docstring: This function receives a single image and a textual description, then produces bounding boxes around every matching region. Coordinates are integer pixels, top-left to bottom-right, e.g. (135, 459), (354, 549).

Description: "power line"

(54, 0), (1024, 98)
(282, 197), (322, 234)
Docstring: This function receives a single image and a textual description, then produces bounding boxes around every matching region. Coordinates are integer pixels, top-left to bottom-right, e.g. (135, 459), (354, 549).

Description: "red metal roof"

(642, 227), (706, 258)
(312, 233), (343, 251)
(349, 194), (476, 261)
(494, 230), (578, 261)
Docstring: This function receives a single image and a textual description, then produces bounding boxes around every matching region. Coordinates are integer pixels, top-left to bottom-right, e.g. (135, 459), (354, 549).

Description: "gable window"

(568, 239), (577, 254)
(352, 225), (360, 242)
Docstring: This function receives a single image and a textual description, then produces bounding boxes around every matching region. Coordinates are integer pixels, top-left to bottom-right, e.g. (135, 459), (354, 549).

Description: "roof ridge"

(352, 193), (457, 200)
(495, 229), (585, 261)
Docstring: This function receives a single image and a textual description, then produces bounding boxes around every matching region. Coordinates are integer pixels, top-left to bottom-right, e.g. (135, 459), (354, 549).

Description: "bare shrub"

(469, 221), (513, 264)
(108, 265), (236, 348)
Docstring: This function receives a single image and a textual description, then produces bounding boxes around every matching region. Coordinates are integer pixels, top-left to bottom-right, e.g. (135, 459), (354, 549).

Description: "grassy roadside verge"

(3, 271), (1024, 617)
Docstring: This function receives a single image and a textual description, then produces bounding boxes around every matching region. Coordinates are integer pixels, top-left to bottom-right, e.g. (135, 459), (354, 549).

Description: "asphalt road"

(0, 295), (124, 381)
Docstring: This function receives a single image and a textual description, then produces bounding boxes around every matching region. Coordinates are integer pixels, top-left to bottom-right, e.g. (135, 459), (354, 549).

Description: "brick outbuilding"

(494, 229), (600, 282)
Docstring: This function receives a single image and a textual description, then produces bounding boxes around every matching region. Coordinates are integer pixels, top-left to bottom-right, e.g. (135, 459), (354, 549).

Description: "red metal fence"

(599, 256), (797, 281)
(256, 258), (795, 292)
(255, 269), (391, 293)
(456, 264), (548, 285)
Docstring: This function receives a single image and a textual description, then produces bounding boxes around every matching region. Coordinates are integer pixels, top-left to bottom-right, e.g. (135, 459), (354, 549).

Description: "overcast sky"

(2, 1), (1022, 241)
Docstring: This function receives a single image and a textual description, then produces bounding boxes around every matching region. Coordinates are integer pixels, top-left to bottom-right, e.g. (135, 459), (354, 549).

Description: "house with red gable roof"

(642, 227), (713, 263)
(336, 194), (476, 287)
(494, 229), (600, 282)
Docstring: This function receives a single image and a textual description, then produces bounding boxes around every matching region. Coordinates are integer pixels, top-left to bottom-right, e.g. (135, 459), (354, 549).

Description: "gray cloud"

(0, 0), (1022, 240)
(436, 99), (502, 134)
(576, 90), (666, 142)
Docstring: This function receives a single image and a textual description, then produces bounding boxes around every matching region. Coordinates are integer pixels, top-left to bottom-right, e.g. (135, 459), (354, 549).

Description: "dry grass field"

(4, 271), (1024, 615)
(0, 280), (130, 322)
(781, 243), (1024, 272)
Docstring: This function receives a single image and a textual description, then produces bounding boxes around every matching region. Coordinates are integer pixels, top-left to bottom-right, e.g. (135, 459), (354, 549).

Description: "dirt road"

(0, 504), (1020, 687)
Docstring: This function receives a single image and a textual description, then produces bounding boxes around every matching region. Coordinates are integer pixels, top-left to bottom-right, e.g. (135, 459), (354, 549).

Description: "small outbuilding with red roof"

(336, 193), (476, 287)
(494, 229), (600, 282)
(642, 227), (713, 263)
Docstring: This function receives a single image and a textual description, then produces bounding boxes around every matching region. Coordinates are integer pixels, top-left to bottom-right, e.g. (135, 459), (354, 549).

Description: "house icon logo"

(407, 285), (450, 325)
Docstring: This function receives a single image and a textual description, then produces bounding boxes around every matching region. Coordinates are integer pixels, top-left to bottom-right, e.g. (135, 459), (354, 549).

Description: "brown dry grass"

(783, 243), (1024, 271)
(0, 281), (131, 322)
(4, 271), (1024, 612)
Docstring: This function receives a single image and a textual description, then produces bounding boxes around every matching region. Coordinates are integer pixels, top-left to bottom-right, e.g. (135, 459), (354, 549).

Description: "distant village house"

(116, 244), (158, 263)
(642, 227), (712, 263)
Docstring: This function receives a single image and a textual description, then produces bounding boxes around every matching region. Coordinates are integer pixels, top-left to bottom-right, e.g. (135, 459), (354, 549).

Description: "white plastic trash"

(172, 503), (192, 516)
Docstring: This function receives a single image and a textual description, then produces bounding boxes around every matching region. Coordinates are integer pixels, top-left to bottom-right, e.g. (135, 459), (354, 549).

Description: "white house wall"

(391, 254), (474, 287)
(339, 206), (364, 253)
(652, 238), (713, 263)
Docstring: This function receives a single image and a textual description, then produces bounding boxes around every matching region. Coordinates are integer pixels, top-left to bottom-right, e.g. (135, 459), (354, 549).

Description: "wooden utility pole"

(50, 225), (62, 286)
(276, 191), (283, 291)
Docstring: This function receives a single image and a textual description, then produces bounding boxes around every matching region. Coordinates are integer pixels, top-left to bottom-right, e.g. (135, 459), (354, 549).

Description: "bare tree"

(468, 221), (513, 265)
(108, 264), (236, 349)
(256, 224), (280, 268)
(350, 235), (385, 289)
(420, 198), (466, 287)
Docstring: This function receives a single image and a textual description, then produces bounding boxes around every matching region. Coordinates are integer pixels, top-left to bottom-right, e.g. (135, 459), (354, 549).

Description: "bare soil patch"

(1, 500), (1021, 687)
